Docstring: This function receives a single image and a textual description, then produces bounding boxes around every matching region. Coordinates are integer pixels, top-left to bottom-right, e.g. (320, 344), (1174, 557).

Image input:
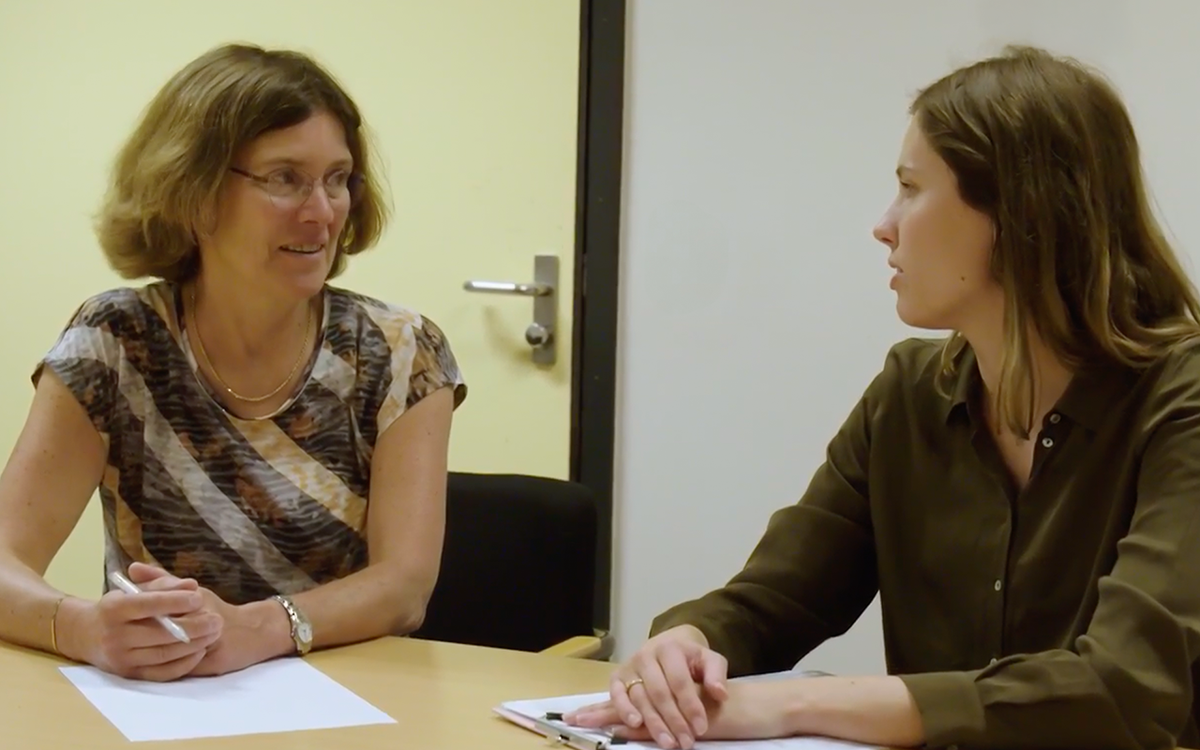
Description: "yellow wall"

(0, 1), (580, 599)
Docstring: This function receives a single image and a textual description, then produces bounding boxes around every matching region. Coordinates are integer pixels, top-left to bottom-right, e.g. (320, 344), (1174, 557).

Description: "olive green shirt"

(652, 337), (1200, 750)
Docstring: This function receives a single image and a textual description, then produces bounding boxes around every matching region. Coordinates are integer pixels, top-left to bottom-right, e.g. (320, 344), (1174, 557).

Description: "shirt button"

(1041, 436), (1054, 448)
(1048, 413), (1061, 424)
(993, 579), (1003, 591)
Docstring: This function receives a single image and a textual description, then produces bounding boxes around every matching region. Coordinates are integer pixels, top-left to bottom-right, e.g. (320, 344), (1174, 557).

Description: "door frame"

(570, 0), (626, 632)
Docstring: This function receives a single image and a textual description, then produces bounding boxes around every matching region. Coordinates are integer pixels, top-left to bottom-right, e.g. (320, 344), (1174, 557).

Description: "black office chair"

(412, 472), (612, 659)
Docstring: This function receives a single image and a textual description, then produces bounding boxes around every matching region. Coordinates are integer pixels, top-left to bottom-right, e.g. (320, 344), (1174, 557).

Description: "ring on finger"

(622, 676), (645, 691)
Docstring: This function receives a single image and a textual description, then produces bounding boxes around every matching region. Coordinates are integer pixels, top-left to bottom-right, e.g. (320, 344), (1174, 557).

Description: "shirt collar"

(941, 345), (1135, 432)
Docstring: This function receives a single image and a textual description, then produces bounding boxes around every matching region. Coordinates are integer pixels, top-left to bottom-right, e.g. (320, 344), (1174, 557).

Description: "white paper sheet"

(60, 658), (395, 742)
(496, 672), (875, 750)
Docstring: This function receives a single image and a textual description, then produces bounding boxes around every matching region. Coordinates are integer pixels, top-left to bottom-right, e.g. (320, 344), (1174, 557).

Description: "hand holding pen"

(53, 562), (223, 682)
(107, 570), (194, 644)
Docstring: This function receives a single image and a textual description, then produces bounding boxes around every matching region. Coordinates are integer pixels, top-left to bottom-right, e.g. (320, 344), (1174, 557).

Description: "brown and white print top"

(34, 282), (466, 605)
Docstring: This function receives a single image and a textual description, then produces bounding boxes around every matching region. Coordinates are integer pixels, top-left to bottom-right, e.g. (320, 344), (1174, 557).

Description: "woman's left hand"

(184, 588), (275, 677)
(567, 680), (789, 748)
(127, 563), (284, 678)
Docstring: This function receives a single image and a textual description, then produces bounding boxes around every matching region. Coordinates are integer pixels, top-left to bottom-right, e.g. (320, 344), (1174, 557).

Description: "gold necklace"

(187, 286), (312, 403)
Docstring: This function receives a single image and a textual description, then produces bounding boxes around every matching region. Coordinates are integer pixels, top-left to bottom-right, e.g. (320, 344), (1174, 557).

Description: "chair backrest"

(413, 472), (598, 652)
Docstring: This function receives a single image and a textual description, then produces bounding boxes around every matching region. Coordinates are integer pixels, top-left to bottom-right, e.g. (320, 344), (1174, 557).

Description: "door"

(0, 1), (582, 598)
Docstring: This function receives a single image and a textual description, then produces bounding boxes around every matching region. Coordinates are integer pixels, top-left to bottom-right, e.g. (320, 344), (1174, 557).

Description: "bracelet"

(49, 596), (67, 656)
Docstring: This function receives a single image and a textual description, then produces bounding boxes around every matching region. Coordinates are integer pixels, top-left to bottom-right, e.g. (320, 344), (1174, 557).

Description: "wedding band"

(622, 677), (645, 691)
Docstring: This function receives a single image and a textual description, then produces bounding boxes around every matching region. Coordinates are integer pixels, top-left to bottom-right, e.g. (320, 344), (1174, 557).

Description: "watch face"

(297, 621), (313, 644)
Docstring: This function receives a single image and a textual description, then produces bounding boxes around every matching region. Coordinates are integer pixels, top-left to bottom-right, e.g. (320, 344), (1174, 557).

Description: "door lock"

(524, 322), (552, 348)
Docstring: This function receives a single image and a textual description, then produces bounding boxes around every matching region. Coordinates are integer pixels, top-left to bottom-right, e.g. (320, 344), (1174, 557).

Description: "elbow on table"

(364, 560), (439, 637)
(384, 584), (434, 637)
(389, 603), (427, 636)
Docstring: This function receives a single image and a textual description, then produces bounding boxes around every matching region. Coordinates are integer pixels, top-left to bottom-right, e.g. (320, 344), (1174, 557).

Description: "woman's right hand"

(57, 572), (224, 681)
(566, 625), (729, 750)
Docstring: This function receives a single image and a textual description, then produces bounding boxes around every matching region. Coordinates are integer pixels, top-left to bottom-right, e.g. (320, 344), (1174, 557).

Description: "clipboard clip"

(532, 714), (626, 750)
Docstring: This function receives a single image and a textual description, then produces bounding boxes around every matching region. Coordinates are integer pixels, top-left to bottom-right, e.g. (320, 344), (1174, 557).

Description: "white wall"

(612, 0), (1200, 672)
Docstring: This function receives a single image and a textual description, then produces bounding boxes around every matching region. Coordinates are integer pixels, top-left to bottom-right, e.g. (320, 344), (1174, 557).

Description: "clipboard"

(494, 671), (862, 749)
(529, 713), (626, 750)
(494, 699), (624, 750)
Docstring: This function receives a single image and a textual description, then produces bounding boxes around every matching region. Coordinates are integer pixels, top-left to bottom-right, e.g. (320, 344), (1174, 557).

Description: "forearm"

(650, 585), (843, 677)
(651, 500), (878, 678)
(0, 551), (77, 655)
(773, 676), (924, 747)
(251, 562), (431, 658)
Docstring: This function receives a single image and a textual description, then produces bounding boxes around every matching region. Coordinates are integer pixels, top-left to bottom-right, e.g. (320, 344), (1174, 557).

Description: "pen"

(107, 570), (192, 644)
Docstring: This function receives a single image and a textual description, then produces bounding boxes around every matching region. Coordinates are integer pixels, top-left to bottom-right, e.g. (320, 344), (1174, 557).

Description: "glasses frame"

(229, 166), (362, 208)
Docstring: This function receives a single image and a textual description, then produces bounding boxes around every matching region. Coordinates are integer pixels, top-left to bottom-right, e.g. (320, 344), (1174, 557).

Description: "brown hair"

(912, 45), (1200, 437)
(95, 43), (389, 282)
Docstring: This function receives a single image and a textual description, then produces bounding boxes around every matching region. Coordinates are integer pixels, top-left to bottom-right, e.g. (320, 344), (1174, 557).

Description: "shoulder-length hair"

(913, 45), (1200, 437)
(95, 42), (389, 282)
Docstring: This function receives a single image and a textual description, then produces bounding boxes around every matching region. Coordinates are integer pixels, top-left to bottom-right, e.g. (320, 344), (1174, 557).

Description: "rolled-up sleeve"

(901, 355), (1200, 750)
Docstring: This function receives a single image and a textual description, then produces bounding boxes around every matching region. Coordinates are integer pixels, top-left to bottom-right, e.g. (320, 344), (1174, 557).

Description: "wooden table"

(0, 637), (616, 749)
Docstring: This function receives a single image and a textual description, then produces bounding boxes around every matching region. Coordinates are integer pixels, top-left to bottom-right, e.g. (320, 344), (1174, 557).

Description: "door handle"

(461, 280), (552, 297)
(462, 254), (559, 365)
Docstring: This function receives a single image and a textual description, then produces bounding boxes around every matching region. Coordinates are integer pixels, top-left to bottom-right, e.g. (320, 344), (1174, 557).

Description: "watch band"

(272, 594), (313, 655)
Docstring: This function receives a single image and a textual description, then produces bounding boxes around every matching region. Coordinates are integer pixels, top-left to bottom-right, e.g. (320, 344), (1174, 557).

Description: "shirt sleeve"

(649, 349), (895, 676)
(375, 314), (466, 436)
(31, 293), (127, 438)
(899, 352), (1200, 750)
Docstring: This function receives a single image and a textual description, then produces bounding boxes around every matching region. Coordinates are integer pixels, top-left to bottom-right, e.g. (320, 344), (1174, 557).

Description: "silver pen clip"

(532, 715), (624, 750)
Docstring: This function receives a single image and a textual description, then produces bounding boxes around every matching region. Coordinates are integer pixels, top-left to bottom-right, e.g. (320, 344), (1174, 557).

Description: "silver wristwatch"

(272, 594), (313, 655)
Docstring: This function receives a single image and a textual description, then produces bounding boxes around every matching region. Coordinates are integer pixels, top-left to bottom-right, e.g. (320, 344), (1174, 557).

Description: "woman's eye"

(270, 170), (303, 187)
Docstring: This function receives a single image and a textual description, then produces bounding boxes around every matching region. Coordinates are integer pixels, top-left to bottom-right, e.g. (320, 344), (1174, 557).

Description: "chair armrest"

(540, 631), (614, 660)
(541, 636), (602, 658)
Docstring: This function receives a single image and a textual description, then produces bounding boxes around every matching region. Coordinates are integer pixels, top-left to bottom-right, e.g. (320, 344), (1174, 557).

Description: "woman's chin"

(895, 300), (945, 331)
(274, 252), (332, 297)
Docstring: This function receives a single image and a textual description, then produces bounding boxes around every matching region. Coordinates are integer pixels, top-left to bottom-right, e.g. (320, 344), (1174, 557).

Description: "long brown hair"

(95, 43), (389, 282)
(912, 45), (1200, 437)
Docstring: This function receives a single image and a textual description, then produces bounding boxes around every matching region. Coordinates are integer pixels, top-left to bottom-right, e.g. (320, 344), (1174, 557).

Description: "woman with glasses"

(0, 43), (466, 681)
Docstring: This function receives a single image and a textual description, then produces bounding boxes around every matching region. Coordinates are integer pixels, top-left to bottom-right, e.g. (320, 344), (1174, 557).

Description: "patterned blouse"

(35, 282), (466, 605)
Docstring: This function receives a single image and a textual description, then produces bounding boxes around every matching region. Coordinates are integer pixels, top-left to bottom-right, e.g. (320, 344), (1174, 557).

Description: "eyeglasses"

(229, 166), (363, 209)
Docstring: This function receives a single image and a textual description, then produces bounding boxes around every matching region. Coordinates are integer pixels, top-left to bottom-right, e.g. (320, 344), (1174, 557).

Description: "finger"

(628, 661), (688, 749)
(176, 611), (224, 640)
(127, 562), (179, 584)
(125, 631), (214, 668)
(565, 703), (623, 728)
(136, 574), (199, 593)
(187, 642), (234, 678)
(129, 646), (208, 682)
(566, 699), (611, 716)
(660, 647), (709, 736)
(123, 612), (223, 648)
(700, 652), (729, 701)
(613, 725), (655, 744)
(609, 674), (642, 728)
(186, 654), (220, 678)
(108, 590), (204, 621)
(127, 564), (200, 598)
(562, 700), (612, 724)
